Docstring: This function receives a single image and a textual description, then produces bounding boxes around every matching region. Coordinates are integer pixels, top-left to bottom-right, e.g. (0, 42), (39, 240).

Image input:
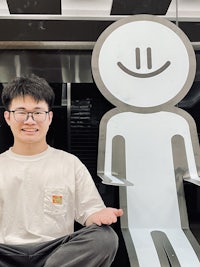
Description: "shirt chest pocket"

(44, 188), (67, 215)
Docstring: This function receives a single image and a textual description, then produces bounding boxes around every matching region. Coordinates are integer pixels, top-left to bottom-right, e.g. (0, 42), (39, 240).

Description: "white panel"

(167, 0), (200, 17)
(62, 0), (113, 16)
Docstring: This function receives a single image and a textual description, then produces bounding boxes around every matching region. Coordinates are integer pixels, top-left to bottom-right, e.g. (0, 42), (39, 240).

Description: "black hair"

(1, 74), (55, 110)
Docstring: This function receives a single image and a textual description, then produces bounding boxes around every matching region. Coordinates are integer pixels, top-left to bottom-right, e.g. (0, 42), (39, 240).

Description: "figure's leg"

(162, 229), (200, 267)
(151, 231), (180, 267)
(44, 224), (118, 267)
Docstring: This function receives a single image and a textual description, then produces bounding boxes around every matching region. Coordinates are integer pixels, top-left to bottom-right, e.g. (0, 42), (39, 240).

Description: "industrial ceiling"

(0, 0), (198, 19)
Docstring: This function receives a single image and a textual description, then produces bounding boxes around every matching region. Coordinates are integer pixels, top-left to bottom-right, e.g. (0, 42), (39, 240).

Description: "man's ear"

(49, 111), (53, 125)
(4, 111), (10, 126)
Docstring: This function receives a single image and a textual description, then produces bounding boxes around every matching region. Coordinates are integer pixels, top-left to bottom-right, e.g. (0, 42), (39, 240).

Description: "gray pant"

(0, 225), (118, 267)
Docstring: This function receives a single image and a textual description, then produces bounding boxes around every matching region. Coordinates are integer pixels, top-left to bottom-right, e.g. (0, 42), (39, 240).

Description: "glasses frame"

(8, 110), (50, 122)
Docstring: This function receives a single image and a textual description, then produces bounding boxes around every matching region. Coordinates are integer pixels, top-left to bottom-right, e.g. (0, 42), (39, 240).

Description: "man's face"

(4, 95), (53, 146)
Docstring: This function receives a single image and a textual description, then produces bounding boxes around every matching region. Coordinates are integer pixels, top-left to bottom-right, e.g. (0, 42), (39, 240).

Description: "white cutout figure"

(92, 15), (200, 267)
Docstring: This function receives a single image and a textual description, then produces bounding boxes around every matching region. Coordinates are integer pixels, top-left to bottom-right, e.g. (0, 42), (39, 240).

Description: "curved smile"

(117, 61), (171, 78)
(22, 128), (38, 133)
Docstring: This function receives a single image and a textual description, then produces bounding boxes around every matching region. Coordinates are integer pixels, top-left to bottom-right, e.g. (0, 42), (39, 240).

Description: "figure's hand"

(98, 173), (133, 186)
(85, 208), (123, 226)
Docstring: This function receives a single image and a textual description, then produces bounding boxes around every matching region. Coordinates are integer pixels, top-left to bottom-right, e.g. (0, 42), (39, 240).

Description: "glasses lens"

(33, 111), (47, 122)
(14, 111), (27, 122)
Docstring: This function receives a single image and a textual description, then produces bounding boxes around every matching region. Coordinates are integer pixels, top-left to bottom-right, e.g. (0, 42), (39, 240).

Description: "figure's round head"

(92, 15), (196, 112)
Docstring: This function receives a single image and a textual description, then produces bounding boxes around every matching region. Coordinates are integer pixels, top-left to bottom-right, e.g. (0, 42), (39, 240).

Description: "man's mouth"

(22, 128), (38, 133)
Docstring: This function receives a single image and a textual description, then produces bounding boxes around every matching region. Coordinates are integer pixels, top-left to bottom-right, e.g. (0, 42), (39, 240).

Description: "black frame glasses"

(8, 110), (50, 122)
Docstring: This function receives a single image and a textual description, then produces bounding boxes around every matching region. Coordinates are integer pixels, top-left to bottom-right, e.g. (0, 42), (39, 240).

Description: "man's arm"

(85, 208), (123, 226)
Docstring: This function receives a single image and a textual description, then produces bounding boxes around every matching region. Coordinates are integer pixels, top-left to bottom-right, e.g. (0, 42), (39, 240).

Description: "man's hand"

(85, 208), (123, 226)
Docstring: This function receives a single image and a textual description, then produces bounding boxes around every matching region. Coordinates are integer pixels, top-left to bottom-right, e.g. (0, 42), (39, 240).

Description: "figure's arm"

(183, 176), (200, 186)
(97, 112), (133, 186)
(98, 173), (133, 186)
(172, 112), (200, 186)
(184, 131), (200, 186)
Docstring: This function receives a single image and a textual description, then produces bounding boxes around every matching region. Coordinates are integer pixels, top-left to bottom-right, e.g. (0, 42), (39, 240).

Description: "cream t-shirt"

(0, 146), (105, 244)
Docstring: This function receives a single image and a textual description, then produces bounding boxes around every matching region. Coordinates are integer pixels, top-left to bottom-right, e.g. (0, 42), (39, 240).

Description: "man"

(0, 74), (123, 267)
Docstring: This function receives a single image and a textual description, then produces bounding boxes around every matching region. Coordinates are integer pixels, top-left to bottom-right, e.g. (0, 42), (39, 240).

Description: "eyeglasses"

(8, 110), (50, 122)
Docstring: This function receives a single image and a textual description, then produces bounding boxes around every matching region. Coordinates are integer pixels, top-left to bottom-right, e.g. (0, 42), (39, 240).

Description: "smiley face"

(92, 15), (196, 112)
(117, 46), (171, 78)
